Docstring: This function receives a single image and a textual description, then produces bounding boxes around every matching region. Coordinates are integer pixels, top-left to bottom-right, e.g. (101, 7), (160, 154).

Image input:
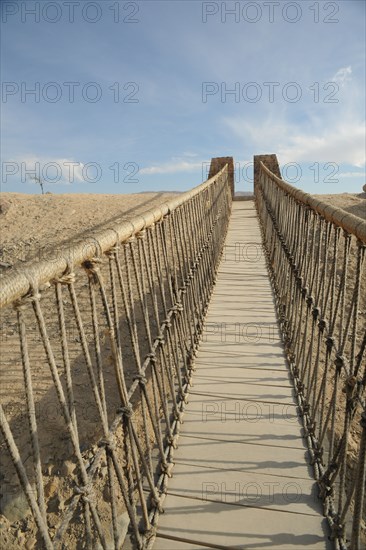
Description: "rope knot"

(14, 287), (42, 309)
(98, 436), (116, 452)
(342, 375), (357, 412)
(318, 475), (333, 500)
(151, 496), (164, 516)
(144, 524), (158, 541)
(326, 336), (335, 351)
(314, 446), (323, 460)
(134, 374), (147, 386)
(74, 483), (92, 502)
(310, 446), (323, 465)
(106, 245), (118, 258)
(173, 409), (183, 423)
(292, 366), (299, 378)
(147, 352), (157, 364)
(178, 391), (189, 405)
(150, 493), (164, 513)
(330, 515), (345, 541)
(83, 257), (103, 277)
(312, 306), (320, 321)
(299, 401), (310, 416)
(160, 460), (174, 478)
(334, 354), (346, 374)
(343, 374), (357, 392)
(157, 334), (165, 346)
(167, 432), (179, 448)
(305, 421), (316, 438)
(117, 404), (134, 418)
(53, 272), (76, 285)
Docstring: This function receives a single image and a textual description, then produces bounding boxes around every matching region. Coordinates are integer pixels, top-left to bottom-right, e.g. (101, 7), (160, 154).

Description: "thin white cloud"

(338, 171), (366, 178)
(279, 123), (365, 167)
(332, 66), (352, 86)
(182, 151), (199, 158)
(56, 158), (85, 183)
(222, 55), (365, 172)
(224, 118), (365, 168)
(14, 157), (86, 184)
(140, 159), (205, 175)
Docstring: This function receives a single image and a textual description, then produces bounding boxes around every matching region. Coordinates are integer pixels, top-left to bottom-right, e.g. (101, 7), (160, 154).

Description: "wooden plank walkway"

(154, 202), (331, 550)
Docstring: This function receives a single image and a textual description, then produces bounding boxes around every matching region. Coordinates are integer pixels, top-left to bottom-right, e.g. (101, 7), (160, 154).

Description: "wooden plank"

(155, 202), (330, 549)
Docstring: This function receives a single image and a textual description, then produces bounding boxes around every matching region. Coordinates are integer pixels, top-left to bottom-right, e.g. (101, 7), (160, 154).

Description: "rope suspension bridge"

(0, 155), (365, 549)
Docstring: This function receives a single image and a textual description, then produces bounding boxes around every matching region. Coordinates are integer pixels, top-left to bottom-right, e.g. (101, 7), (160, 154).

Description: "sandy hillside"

(0, 192), (176, 270)
(314, 192), (366, 220)
(0, 191), (364, 272)
(0, 193), (366, 274)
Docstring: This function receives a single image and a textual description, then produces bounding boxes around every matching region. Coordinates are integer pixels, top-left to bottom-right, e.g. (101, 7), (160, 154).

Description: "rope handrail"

(0, 164), (232, 549)
(255, 158), (366, 550)
(0, 165), (228, 309)
(260, 162), (366, 243)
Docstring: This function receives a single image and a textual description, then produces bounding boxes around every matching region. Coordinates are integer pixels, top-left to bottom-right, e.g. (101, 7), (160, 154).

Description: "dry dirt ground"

(314, 192), (366, 220)
(0, 192), (364, 269)
(0, 192), (177, 269)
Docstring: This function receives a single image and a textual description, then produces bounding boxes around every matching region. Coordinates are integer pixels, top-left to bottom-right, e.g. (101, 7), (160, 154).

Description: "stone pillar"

(208, 157), (234, 199)
(253, 154), (281, 191)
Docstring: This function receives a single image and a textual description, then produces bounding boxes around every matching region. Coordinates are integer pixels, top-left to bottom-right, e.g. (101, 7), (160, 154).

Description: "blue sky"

(1, 0), (365, 194)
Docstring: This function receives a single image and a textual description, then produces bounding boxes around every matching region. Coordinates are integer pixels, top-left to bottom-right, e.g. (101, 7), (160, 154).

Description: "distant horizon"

(2, 152), (366, 195)
(1, 156), (365, 195)
(1, 186), (364, 197)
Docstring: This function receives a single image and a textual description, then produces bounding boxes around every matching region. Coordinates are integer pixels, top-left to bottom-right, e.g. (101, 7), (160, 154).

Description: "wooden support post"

(253, 154), (281, 192)
(209, 157), (234, 199)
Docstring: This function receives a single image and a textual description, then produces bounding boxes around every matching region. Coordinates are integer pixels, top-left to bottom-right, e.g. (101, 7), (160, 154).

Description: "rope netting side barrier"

(255, 159), (366, 550)
(0, 165), (232, 549)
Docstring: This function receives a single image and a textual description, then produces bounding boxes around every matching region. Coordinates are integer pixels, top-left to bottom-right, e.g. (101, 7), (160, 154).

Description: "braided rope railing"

(0, 165), (232, 549)
(255, 160), (366, 550)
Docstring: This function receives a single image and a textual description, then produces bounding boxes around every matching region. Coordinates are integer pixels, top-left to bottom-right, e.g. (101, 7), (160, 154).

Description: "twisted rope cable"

(255, 160), (366, 549)
(0, 165), (231, 549)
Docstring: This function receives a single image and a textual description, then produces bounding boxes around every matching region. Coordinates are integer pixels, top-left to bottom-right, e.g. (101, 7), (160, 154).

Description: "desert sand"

(314, 192), (366, 220)
(0, 192), (176, 270)
(1, 191), (364, 270)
